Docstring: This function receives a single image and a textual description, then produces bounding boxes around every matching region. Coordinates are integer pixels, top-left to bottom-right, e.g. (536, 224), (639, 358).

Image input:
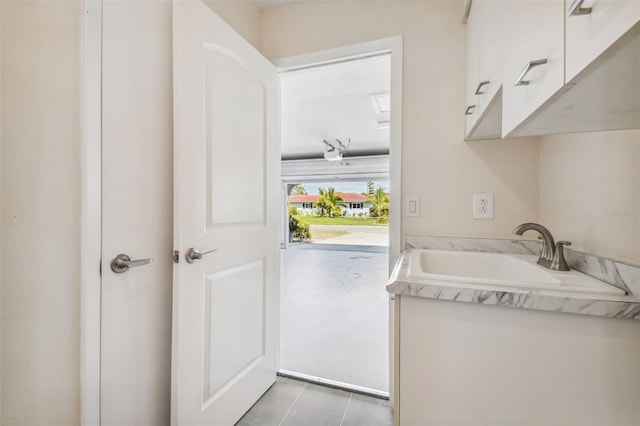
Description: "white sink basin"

(407, 249), (625, 296)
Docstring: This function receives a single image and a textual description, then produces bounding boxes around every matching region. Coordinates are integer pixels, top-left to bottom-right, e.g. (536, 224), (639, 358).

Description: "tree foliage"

(290, 184), (308, 195)
(290, 216), (311, 241)
(367, 181), (375, 197)
(367, 187), (389, 218)
(316, 187), (345, 217)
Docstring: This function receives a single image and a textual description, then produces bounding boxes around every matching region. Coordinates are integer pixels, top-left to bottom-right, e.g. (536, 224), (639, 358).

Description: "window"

(350, 203), (363, 209)
(302, 203), (313, 209)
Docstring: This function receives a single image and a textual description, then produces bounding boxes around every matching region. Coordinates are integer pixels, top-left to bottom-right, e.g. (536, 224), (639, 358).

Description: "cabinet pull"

(514, 59), (548, 86)
(475, 81), (490, 95)
(465, 105), (476, 115)
(567, 0), (592, 16)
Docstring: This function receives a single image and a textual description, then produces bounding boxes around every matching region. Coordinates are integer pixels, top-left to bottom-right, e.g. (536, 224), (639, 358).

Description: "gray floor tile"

(340, 393), (393, 426)
(235, 377), (306, 426)
(280, 382), (351, 426)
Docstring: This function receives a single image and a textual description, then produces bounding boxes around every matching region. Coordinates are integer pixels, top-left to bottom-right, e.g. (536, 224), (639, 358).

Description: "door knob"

(185, 247), (217, 264)
(111, 254), (154, 273)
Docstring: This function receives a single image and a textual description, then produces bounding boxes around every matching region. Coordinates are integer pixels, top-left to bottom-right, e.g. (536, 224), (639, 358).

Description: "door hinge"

(173, 250), (180, 264)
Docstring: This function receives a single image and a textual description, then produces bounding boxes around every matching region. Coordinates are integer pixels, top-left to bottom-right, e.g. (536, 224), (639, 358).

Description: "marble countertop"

(387, 249), (640, 321)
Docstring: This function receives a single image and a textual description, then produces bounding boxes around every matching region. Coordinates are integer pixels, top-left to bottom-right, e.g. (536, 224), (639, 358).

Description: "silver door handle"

(568, 0), (592, 16)
(475, 80), (490, 95)
(514, 59), (548, 86)
(185, 247), (217, 264)
(111, 253), (154, 273)
(465, 105), (476, 115)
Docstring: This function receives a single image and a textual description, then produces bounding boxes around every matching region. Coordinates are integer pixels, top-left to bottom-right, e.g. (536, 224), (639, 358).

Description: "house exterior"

(289, 193), (373, 217)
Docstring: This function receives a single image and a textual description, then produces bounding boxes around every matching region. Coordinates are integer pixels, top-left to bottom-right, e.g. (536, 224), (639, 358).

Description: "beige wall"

(205, 0), (262, 50)
(261, 1), (540, 240)
(1, 1), (82, 425)
(0, 4), (2, 421)
(540, 129), (640, 265)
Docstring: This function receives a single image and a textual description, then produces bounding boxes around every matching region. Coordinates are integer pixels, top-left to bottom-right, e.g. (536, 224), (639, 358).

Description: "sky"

(298, 180), (389, 195)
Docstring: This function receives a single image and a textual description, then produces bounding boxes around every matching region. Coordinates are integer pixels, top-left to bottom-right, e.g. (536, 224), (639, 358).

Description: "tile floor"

(236, 376), (393, 426)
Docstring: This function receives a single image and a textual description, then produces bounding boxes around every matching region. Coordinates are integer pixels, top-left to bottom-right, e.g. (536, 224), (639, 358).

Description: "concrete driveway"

(310, 224), (389, 246)
(280, 244), (389, 393)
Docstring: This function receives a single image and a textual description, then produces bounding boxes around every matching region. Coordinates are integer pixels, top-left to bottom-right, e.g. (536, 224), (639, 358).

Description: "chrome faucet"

(512, 223), (571, 271)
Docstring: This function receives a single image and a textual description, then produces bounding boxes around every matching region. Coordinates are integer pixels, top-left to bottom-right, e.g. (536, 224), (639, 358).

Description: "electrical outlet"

(473, 193), (493, 219)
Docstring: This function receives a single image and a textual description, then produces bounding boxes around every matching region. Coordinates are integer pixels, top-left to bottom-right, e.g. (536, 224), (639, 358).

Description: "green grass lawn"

(298, 216), (388, 226)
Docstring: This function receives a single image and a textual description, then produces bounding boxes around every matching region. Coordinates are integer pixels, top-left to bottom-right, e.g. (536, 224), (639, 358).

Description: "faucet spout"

(513, 222), (556, 267)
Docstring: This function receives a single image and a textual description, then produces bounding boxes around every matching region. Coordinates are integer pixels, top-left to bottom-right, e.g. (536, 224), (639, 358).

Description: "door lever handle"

(185, 247), (217, 264)
(111, 254), (154, 273)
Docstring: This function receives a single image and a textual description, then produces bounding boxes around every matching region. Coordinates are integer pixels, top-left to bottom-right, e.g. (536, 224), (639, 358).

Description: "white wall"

(540, 129), (640, 265)
(261, 1), (540, 241)
(0, 5), (3, 420)
(0, 1), (83, 424)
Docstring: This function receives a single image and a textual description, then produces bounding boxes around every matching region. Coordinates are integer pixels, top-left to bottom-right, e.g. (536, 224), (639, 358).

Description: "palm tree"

(367, 187), (389, 218)
(366, 181), (375, 197)
(316, 187), (345, 217)
(290, 184), (307, 195)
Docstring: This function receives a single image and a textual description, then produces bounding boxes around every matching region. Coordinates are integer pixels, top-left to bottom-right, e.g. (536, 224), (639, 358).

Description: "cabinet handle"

(465, 105), (476, 115)
(475, 81), (490, 95)
(514, 59), (548, 86)
(567, 0), (592, 16)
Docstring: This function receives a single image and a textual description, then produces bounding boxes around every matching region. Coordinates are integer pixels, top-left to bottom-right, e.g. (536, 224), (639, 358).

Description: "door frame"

(274, 36), (403, 271)
(80, 1), (102, 425)
(274, 36), (403, 401)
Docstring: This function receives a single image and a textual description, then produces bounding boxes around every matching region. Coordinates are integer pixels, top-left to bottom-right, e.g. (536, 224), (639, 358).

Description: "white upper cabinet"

(477, 0), (503, 117)
(465, 0), (639, 139)
(465, 0), (504, 140)
(565, 0), (640, 83)
(501, 0), (565, 137)
(465, 5), (481, 137)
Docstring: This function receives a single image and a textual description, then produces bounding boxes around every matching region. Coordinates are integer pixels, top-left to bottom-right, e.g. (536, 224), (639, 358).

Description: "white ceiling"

(280, 53), (391, 160)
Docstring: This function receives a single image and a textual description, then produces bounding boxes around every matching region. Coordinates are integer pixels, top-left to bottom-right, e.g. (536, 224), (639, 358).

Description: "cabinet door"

(477, 0), (504, 118)
(465, 5), (481, 137)
(565, 0), (640, 82)
(502, 0), (565, 137)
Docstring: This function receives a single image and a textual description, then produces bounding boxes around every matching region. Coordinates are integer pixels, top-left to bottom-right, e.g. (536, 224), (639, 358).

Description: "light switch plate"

(406, 196), (419, 217)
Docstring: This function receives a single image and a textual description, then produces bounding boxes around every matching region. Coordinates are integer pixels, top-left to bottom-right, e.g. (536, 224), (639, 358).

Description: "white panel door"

(171, 2), (280, 425)
(101, 2), (174, 425)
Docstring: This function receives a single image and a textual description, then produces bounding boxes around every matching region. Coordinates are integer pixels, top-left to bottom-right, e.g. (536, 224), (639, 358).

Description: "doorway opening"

(277, 49), (396, 397)
(281, 178), (390, 396)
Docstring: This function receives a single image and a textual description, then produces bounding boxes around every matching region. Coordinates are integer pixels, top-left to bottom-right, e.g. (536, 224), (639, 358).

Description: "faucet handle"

(550, 241), (572, 271)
